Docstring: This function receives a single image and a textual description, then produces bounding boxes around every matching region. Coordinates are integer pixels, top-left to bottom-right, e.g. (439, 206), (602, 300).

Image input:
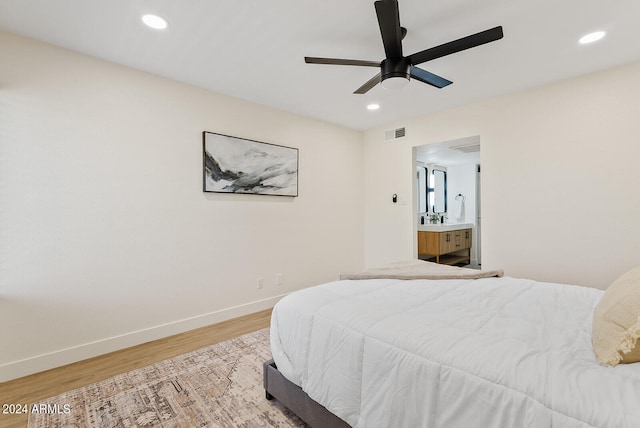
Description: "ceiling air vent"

(451, 143), (480, 153)
(384, 127), (406, 142)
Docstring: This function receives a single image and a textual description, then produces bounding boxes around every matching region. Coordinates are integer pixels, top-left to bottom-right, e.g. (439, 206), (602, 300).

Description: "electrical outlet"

(256, 277), (263, 289)
(276, 273), (284, 286)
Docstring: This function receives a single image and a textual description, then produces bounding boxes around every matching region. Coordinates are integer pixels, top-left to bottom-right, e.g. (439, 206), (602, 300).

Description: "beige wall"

(0, 31), (364, 381)
(363, 60), (640, 290)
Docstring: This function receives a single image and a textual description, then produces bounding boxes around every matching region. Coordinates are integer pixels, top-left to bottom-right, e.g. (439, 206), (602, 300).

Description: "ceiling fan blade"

(305, 57), (381, 67)
(410, 66), (452, 88)
(354, 73), (382, 94)
(374, 0), (403, 58)
(408, 26), (503, 66)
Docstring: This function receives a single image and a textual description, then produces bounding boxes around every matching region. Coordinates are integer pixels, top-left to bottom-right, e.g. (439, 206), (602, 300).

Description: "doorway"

(414, 136), (482, 266)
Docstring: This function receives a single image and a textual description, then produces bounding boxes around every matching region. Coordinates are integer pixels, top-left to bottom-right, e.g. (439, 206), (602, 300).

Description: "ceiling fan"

(304, 0), (503, 94)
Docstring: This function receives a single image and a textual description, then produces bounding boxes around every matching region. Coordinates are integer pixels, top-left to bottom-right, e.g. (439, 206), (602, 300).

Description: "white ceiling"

(1, 0), (639, 131)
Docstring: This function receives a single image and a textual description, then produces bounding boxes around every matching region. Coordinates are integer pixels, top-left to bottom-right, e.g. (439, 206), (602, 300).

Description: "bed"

(264, 260), (640, 428)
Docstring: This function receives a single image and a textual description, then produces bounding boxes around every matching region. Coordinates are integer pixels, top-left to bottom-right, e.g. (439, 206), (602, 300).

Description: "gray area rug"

(28, 328), (306, 427)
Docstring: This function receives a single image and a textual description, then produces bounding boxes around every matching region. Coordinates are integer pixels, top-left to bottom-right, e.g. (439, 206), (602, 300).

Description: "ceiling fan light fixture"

(142, 14), (168, 30)
(579, 31), (606, 44)
(381, 58), (410, 90)
(381, 76), (410, 90)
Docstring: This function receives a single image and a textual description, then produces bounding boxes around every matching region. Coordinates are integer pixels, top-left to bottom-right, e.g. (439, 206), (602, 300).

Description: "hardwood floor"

(0, 309), (272, 428)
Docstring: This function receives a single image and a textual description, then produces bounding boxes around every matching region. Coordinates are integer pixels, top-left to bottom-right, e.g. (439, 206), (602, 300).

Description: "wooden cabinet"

(418, 228), (472, 266)
(462, 228), (471, 250)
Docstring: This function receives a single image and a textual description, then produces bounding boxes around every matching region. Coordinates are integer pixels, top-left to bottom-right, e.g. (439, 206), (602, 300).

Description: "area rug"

(28, 328), (306, 427)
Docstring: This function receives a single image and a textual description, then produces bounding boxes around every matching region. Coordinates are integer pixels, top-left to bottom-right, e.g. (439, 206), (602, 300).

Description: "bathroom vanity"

(418, 223), (473, 266)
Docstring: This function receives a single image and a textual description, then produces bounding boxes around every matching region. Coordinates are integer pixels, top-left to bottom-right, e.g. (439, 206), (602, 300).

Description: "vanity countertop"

(418, 223), (474, 232)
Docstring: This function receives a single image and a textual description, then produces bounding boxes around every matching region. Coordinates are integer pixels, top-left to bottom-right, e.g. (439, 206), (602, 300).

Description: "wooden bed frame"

(263, 359), (351, 428)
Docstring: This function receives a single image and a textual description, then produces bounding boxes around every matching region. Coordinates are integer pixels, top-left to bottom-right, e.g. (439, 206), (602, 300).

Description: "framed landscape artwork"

(202, 131), (299, 197)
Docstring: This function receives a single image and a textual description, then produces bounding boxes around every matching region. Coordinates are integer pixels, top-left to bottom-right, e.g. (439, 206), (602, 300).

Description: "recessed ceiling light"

(367, 103), (380, 111)
(142, 14), (168, 30)
(579, 31), (606, 45)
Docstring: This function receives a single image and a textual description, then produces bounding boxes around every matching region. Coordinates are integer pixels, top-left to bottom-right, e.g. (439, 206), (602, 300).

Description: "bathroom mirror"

(416, 166), (428, 213)
(431, 169), (447, 213)
(417, 166), (447, 214)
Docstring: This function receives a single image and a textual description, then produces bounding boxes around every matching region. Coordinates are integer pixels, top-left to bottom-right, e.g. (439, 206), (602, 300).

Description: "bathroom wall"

(446, 164), (479, 264)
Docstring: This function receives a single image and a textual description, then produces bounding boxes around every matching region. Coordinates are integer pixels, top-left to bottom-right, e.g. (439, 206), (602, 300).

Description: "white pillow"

(592, 267), (640, 366)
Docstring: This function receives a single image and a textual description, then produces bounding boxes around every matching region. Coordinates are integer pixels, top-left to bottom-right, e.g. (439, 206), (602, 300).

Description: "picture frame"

(202, 131), (299, 197)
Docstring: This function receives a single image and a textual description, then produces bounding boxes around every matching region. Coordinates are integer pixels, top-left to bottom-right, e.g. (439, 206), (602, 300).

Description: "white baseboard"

(0, 294), (286, 382)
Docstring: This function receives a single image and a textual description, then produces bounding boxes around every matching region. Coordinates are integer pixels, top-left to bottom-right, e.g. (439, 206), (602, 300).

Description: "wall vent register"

(385, 127), (406, 142)
(451, 143), (480, 153)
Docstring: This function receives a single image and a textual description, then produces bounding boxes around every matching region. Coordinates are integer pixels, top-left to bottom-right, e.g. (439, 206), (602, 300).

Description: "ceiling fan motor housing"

(381, 58), (410, 82)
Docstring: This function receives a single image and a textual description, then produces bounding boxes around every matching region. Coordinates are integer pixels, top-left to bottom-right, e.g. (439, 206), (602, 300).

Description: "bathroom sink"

(418, 223), (473, 232)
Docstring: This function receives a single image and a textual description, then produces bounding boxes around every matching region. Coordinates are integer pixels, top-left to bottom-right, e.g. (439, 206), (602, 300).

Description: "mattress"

(270, 275), (640, 428)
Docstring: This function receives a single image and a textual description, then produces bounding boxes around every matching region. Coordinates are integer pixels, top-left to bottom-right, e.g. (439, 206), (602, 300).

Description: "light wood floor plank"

(0, 309), (272, 428)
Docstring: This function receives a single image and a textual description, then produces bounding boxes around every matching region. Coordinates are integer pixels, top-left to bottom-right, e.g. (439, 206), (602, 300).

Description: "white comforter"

(270, 276), (640, 428)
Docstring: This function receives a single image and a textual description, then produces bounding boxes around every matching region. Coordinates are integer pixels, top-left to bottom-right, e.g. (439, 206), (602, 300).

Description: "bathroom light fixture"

(579, 31), (606, 45)
(367, 103), (380, 111)
(142, 14), (168, 30)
